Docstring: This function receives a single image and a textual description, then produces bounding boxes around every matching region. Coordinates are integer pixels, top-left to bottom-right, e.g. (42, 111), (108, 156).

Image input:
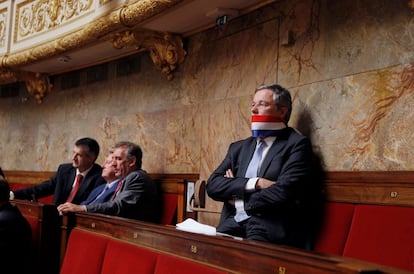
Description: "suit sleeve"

(245, 136), (313, 214)
(206, 142), (249, 201)
(13, 166), (61, 200)
(85, 172), (145, 216)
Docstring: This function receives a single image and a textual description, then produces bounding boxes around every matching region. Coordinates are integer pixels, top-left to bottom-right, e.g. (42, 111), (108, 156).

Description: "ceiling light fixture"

(57, 56), (71, 63)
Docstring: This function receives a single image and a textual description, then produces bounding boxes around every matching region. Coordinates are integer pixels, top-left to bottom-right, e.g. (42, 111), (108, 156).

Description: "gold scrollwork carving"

(18, 0), (93, 39)
(0, 67), (18, 83)
(0, 11), (7, 48)
(112, 29), (186, 80)
(19, 71), (52, 104)
(119, 0), (183, 28)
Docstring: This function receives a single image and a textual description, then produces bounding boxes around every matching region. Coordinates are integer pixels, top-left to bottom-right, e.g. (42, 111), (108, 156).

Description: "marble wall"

(1, 0), (413, 224)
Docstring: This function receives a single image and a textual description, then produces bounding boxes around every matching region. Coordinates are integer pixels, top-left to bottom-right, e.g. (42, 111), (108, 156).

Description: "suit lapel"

(258, 138), (286, 177)
(76, 172), (93, 198)
(65, 169), (77, 195)
(99, 183), (118, 203)
(239, 138), (258, 177)
(85, 184), (105, 204)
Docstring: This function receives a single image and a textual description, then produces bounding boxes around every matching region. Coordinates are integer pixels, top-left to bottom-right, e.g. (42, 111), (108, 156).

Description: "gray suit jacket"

(85, 169), (161, 223)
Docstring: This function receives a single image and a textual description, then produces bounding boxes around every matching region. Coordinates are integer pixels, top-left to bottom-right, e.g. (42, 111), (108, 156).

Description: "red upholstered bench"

(60, 229), (109, 274)
(313, 202), (414, 272)
(161, 193), (178, 225)
(101, 240), (158, 274)
(61, 228), (227, 274)
(343, 204), (414, 272)
(313, 202), (355, 255)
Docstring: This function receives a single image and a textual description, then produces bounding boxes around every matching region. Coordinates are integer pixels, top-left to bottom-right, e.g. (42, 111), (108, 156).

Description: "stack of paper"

(176, 218), (216, 236)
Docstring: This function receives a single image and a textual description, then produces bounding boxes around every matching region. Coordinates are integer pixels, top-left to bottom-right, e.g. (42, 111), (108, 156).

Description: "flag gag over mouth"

(251, 115), (286, 138)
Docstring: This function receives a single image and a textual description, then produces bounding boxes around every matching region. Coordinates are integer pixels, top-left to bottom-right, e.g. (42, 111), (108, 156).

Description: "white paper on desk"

(176, 218), (216, 236)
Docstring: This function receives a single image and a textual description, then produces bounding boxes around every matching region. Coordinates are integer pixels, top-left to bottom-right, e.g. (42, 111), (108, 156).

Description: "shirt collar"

(77, 165), (93, 178)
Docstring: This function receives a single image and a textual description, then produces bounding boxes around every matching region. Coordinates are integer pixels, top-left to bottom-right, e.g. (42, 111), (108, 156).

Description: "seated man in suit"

(206, 84), (318, 249)
(80, 152), (121, 205)
(0, 178), (32, 274)
(57, 151), (120, 214)
(11, 137), (105, 205)
(58, 141), (162, 223)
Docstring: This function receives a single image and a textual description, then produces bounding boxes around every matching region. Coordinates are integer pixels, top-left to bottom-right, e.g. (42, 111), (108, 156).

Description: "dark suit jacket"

(80, 180), (120, 205)
(0, 202), (32, 274)
(85, 169), (161, 223)
(206, 127), (315, 248)
(14, 163), (104, 205)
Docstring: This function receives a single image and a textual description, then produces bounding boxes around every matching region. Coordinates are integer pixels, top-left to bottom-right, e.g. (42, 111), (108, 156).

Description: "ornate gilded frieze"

(119, 0), (184, 27)
(0, 8), (7, 48)
(0, 0), (187, 102)
(16, 0), (93, 42)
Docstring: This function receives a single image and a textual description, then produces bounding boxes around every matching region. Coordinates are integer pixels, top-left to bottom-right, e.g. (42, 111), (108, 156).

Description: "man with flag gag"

(206, 84), (318, 249)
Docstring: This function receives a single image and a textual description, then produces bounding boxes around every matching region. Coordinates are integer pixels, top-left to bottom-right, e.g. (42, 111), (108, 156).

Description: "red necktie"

(112, 179), (124, 200)
(67, 174), (84, 202)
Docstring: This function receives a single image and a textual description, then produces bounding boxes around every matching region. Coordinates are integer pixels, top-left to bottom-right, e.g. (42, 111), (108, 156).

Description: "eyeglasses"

(251, 100), (275, 109)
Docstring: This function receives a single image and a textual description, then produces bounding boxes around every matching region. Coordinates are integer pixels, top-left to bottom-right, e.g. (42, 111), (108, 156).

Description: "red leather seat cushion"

(101, 239), (158, 274)
(343, 205), (414, 271)
(161, 193), (178, 225)
(60, 229), (109, 274)
(313, 202), (355, 255)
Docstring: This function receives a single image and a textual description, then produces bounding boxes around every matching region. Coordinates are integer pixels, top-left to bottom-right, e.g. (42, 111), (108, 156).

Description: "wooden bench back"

(325, 171), (414, 207)
(5, 169), (414, 207)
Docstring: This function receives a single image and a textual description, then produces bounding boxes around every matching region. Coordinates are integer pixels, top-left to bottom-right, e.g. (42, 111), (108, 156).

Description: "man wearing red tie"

(58, 141), (161, 223)
(11, 137), (104, 205)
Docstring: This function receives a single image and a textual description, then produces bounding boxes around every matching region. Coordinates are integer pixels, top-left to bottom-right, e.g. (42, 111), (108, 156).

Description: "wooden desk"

(12, 199), (60, 274)
(69, 212), (411, 274)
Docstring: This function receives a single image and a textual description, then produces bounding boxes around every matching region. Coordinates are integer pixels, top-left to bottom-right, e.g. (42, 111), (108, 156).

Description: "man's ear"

(278, 106), (289, 120)
(128, 156), (137, 168)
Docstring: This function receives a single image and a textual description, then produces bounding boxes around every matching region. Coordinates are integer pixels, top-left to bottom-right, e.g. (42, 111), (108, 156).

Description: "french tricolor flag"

(251, 115), (286, 137)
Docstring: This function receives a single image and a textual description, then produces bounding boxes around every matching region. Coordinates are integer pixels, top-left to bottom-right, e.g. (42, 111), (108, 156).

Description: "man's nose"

(251, 105), (259, 114)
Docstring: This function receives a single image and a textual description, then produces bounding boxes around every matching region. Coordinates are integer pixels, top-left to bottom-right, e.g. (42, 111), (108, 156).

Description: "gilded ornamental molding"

(0, 0), (186, 103)
(16, 0), (94, 42)
(113, 30), (186, 81)
(20, 71), (53, 104)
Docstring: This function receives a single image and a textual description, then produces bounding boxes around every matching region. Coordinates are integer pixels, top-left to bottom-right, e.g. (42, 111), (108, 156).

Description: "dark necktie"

(67, 174), (83, 203)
